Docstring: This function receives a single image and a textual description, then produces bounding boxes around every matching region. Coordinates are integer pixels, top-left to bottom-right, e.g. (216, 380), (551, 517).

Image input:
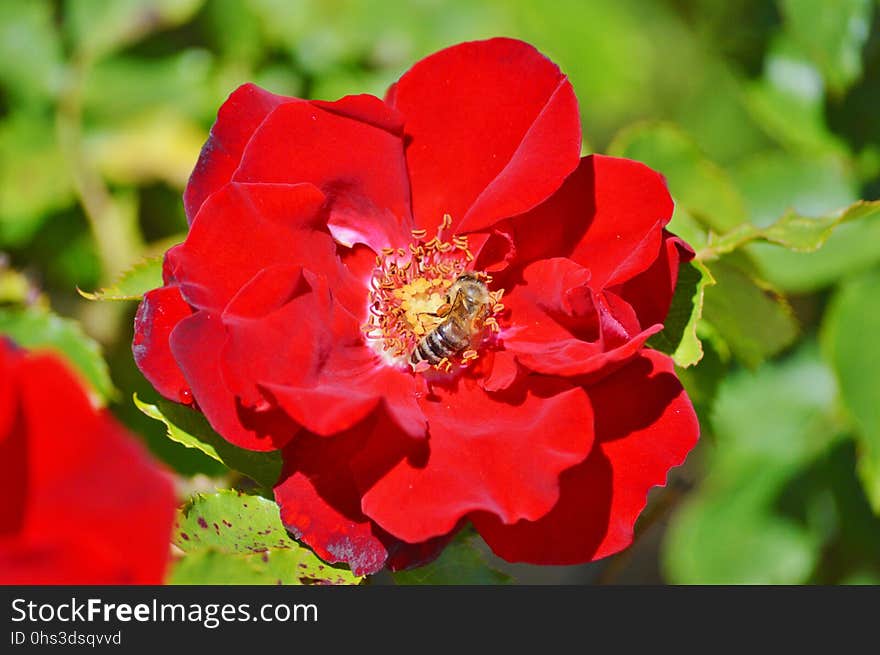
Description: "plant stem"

(56, 55), (143, 282)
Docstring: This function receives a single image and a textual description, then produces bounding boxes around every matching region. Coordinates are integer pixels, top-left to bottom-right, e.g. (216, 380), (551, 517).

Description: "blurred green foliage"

(1, 0), (879, 584)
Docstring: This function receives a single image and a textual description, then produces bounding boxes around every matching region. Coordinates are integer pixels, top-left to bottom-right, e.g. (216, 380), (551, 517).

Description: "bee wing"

(448, 288), (468, 316)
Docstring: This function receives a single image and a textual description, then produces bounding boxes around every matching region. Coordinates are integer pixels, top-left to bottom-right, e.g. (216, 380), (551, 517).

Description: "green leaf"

(648, 260), (715, 368)
(663, 345), (844, 583)
(82, 50), (216, 124)
(0, 112), (75, 247)
(776, 441), (880, 584)
(823, 269), (880, 512)
(133, 394), (283, 489)
(779, 0), (872, 93)
(169, 549), (278, 584)
(710, 344), (842, 466)
(731, 151), (857, 228)
(393, 533), (512, 585)
(607, 122), (747, 232)
(697, 200), (880, 262)
(701, 257), (798, 368)
(79, 255), (163, 301)
(0, 0), (63, 106)
(65, 0), (205, 60)
(666, 205), (708, 251)
(204, 0), (264, 65)
(676, 337), (728, 417)
(172, 491), (362, 585)
(86, 109), (207, 189)
(750, 206), (880, 293)
(0, 307), (115, 405)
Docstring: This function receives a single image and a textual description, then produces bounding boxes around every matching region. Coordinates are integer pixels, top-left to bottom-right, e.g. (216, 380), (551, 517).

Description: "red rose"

(134, 38), (699, 575)
(0, 338), (176, 584)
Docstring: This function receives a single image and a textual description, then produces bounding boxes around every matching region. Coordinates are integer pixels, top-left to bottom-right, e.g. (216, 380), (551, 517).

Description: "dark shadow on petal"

(233, 398), (300, 448)
(471, 444), (614, 564)
(589, 356), (685, 444)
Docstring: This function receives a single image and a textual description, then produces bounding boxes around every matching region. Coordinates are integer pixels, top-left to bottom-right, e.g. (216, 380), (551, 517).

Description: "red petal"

(615, 232), (694, 329)
(169, 182), (329, 313)
(311, 94), (405, 134)
(264, 365), (425, 439)
(569, 155), (674, 289)
(0, 342), (25, 534)
(1, 351), (176, 583)
(355, 376), (594, 543)
(234, 96), (412, 251)
(219, 264), (425, 437)
(501, 258), (662, 377)
(391, 37), (581, 233)
(274, 430), (390, 576)
(480, 349), (520, 392)
(184, 83), (293, 223)
(132, 285), (193, 403)
(472, 350), (699, 564)
(493, 155), (675, 290)
(273, 418), (458, 576)
(170, 311), (298, 451)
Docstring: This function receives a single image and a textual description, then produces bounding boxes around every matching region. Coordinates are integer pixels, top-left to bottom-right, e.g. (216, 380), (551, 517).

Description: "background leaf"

(65, 0), (206, 61)
(608, 122), (747, 231)
(701, 257), (798, 368)
(134, 394), (283, 488)
(0, 0), (63, 106)
(823, 269), (880, 512)
(779, 0), (873, 94)
(648, 260), (715, 368)
(698, 200), (880, 261)
(393, 533), (512, 585)
(663, 344), (845, 584)
(80, 255), (163, 301)
(0, 112), (75, 247)
(172, 491), (362, 585)
(0, 307), (116, 404)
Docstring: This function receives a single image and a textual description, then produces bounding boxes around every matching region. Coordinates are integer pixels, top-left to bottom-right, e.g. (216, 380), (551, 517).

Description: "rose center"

(362, 215), (503, 372)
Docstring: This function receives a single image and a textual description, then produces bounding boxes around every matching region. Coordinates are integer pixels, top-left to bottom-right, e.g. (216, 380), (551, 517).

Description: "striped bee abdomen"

(409, 273), (491, 368)
(411, 315), (471, 365)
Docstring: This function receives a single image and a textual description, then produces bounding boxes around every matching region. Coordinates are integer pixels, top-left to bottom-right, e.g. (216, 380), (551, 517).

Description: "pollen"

(362, 215), (505, 372)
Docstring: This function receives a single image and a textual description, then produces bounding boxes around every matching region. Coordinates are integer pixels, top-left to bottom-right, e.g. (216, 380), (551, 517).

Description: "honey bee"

(410, 273), (491, 367)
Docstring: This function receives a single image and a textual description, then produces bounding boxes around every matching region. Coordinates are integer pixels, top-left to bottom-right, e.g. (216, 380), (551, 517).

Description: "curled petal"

(132, 285), (193, 403)
(355, 376), (594, 543)
(472, 350), (699, 564)
(497, 155), (674, 289)
(273, 417), (453, 576)
(569, 155), (674, 289)
(234, 96), (413, 251)
(184, 83), (293, 222)
(169, 182), (330, 313)
(480, 350), (520, 392)
(263, 365), (425, 440)
(391, 37), (581, 233)
(501, 258), (662, 377)
(274, 430), (390, 576)
(615, 231), (694, 328)
(310, 94), (405, 135)
(170, 311), (298, 451)
(219, 263), (425, 437)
